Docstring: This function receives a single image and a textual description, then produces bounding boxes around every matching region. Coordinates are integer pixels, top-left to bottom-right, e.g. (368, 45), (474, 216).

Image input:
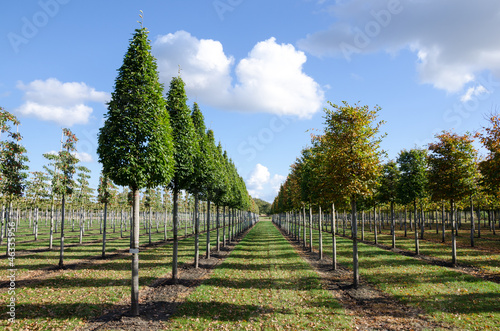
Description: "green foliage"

(322, 101), (385, 200)
(97, 172), (117, 205)
(377, 161), (400, 204)
(166, 76), (198, 191)
(43, 128), (79, 197)
(397, 148), (428, 205)
(427, 131), (478, 202)
(74, 166), (93, 206)
(190, 103), (216, 198)
(253, 198), (271, 214)
(97, 27), (174, 190)
(0, 109), (29, 200)
(477, 114), (500, 196)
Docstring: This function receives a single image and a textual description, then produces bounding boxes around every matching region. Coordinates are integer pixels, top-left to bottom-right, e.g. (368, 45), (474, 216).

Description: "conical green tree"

(166, 76), (199, 282)
(97, 25), (174, 316)
(190, 103), (217, 267)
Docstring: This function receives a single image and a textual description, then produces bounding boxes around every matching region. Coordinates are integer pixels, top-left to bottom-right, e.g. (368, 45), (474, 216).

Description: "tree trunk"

(414, 200), (419, 255)
(404, 206), (407, 237)
(131, 188), (140, 316)
(477, 205), (481, 239)
(332, 203), (337, 270)
(309, 206), (313, 252)
(164, 205), (168, 241)
(222, 206), (226, 247)
(0, 204), (4, 245)
(206, 200), (211, 259)
(49, 203), (54, 250)
(102, 202), (107, 258)
(318, 206), (323, 260)
(470, 196), (474, 247)
(59, 195), (66, 268)
(34, 207), (39, 241)
(361, 210), (365, 241)
(172, 187), (179, 283)
(194, 192), (199, 268)
(451, 199), (457, 267)
(148, 206), (152, 245)
(391, 201), (395, 249)
(303, 206), (306, 248)
(352, 198), (359, 288)
(216, 205), (220, 252)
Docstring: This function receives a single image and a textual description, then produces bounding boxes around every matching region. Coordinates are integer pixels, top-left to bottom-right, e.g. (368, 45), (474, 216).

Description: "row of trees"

(272, 101), (500, 288)
(1, 23), (257, 316)
(96, 24), (255, 315)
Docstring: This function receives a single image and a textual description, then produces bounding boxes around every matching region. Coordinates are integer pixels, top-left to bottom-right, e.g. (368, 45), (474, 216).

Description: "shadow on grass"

(173, 300), (285, 322)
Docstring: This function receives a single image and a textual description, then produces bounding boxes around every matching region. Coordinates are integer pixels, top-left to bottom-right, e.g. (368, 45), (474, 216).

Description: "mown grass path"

(167, 220), (351, 330)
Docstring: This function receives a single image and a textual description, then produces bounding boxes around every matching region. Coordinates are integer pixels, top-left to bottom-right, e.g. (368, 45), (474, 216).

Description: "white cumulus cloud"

(247, 164), (271, 190)
(16, 78), (109, 126)
(297, 0), (500, 93)
(153, 31), (324, 118)
(460, 85), (489, 103)
(246, 164), (285, 202)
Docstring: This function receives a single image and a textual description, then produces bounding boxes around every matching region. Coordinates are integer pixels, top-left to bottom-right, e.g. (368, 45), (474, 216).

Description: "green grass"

(0, 225), (231, 330)
(167, 220), (351, 330)
(299, 223), (500, 330)
(323, 220), (500, 275)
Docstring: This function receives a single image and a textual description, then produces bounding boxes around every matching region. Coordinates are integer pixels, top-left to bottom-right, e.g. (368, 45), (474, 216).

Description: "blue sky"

(2, 0), (500, 203)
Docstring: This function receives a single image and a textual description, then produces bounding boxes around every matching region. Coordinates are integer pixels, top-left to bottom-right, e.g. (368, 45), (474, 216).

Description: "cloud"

(46, 150), (93, 163)
(460, 85), (489, 102)
(153, 31), (324, 118)
(297, 0), (500, 93)
(73, 151), (93, 163)
(246, 164), (285, 202)
(247, 164), (271, 190)
(16, 78), (109, 126)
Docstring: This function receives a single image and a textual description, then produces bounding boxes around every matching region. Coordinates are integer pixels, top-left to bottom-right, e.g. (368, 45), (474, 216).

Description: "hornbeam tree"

(97, 24), (174, 316)
(190, 103), (212, 268)
(427, 131), (477, 267)
(166, 75), (199, 282)
(321, 101), (385, 288)
(204, 129), (223, 258)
